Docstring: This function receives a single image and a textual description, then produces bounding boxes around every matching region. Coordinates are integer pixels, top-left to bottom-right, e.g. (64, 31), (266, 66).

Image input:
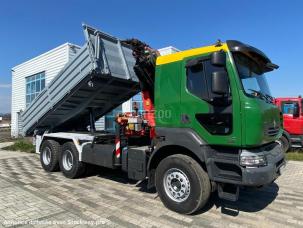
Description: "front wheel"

(155, 154), (211, 214)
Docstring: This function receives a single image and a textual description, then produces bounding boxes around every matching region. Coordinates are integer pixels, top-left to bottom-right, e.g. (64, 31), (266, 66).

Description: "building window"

(105, 105), (122, 132)
(26, 72), (45, 106)
(132, 93), (143, 113)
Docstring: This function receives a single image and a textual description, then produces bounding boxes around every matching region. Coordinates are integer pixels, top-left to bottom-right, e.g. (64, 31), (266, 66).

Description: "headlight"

(240, 151), (267, 167)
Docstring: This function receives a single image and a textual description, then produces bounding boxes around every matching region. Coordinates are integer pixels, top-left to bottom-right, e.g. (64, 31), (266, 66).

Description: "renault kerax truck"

(22, 25), (285, 214)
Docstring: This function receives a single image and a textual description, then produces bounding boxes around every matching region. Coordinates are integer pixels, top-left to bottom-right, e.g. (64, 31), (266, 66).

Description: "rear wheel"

(155, 154), (211, 214)
(279, 135), (290, 153)
(40, 140), (60, 172)
(59, 142), (86, 179)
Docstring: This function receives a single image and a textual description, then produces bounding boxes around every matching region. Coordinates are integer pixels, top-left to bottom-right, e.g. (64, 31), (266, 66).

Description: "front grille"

(266, 126), (280, 137)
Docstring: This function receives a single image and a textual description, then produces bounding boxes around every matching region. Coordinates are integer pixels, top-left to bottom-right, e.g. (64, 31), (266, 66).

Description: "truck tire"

(155, 154), (211, 214)
(279, 135), (290, 153)
(59, 142), (86, 179)
(40, 140), (60, 172)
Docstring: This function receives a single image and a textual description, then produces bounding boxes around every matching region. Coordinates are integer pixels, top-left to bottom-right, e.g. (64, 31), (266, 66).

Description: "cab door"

(180, 53), (242, 146)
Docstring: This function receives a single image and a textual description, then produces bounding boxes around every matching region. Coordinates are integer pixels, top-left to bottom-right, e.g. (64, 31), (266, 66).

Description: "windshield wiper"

(248, 89), (266, 100)
(248, 89), (273, 103)
(264, 94), (274, 103)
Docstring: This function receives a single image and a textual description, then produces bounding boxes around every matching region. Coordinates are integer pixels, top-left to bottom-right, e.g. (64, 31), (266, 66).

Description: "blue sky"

(0, 0), (302, 113)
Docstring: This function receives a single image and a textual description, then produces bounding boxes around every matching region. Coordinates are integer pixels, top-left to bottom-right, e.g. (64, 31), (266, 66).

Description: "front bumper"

(241, 142), (285, 186)
(207, 142), (286, 187)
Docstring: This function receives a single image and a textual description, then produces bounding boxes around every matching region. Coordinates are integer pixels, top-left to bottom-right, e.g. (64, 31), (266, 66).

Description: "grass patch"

(0, 129), (13, 143)
(286, 150), (303, 161)
(3, 140), (35, 153)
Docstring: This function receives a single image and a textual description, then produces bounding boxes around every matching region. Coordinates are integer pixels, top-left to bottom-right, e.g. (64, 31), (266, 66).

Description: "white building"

(158, 46), (180, 56)
(11, 43), (80, 137)
(11, 43), (179, 137)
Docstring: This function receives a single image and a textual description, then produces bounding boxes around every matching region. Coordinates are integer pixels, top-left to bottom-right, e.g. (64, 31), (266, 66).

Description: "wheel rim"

(42, 147), (52, 165)
(62, 150), (73, 171)
(163, 168), (191, 202)
(42, 147), (51, 165)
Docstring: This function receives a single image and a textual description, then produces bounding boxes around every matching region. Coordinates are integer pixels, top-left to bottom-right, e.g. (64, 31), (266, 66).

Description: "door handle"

(181, 114), (191, 124)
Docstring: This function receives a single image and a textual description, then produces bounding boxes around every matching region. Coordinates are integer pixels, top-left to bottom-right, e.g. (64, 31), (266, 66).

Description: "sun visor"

(227, 40), (279, 72)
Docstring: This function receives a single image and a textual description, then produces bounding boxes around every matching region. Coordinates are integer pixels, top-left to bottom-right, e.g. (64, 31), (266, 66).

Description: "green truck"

(31, 25), (285, 214)
(150, 40), (285, 213)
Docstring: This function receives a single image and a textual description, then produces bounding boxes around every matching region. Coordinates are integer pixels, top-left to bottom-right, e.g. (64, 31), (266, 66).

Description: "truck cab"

(155, 40), (282, 148)
(274, 97), (303, 149)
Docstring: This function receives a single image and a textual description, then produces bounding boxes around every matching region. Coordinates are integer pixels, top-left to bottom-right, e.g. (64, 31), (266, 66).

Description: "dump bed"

(21, 24), (140, 136)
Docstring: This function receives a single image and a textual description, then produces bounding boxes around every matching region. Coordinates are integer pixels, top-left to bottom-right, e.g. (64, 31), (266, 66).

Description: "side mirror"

(211, 51), (226, 66)
(212, 71), (229, 95)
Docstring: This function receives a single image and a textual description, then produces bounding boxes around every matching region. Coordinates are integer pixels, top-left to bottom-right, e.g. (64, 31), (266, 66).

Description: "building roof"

(158, 46), (180, 55)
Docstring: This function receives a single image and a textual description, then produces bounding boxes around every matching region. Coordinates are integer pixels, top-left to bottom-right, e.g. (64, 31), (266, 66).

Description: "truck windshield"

(233, 53), (272, 102)
(281, 101), (298, 115)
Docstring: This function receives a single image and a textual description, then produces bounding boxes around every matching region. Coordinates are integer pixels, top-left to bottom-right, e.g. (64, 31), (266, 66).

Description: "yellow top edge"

(156, 43), (229, 65)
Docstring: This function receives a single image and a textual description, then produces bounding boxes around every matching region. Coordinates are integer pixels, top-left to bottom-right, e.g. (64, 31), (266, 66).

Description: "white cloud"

(0, 84), (11, 88)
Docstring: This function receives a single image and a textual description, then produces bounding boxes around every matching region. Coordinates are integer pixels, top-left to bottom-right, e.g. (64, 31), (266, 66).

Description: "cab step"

(218, 183), (239, 201)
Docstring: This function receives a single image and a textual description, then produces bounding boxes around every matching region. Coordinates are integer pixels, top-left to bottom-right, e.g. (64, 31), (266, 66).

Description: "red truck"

(274, 96), (303, 151)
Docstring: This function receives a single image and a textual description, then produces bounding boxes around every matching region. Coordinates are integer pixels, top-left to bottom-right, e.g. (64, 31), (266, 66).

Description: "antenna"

(215, 39), (223, 47)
